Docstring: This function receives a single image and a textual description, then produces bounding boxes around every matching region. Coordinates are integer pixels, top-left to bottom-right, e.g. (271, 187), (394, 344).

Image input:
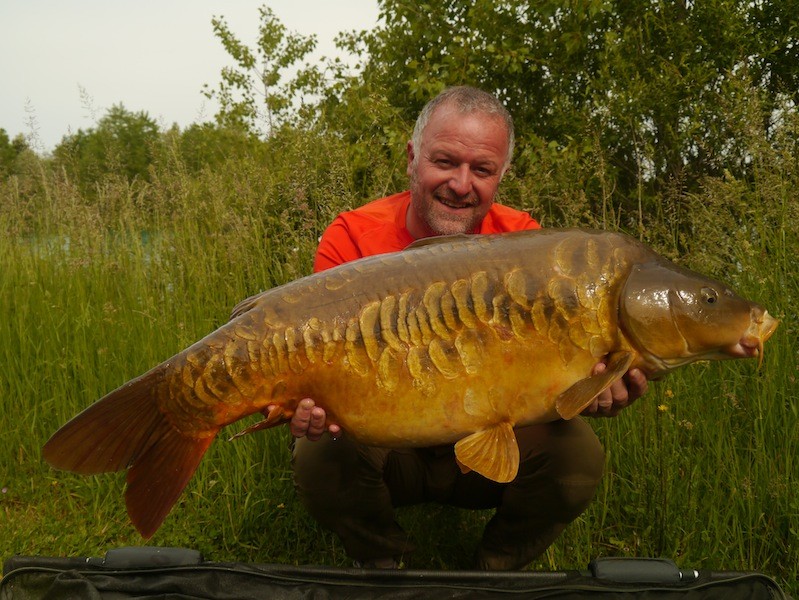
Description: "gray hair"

(410, 86), (515, 172)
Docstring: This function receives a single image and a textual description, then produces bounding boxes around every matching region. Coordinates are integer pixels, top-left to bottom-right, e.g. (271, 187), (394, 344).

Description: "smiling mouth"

(436, 193), (477, 210)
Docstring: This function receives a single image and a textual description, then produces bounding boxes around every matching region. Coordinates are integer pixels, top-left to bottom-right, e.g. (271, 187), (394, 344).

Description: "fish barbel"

(43, 228), (778, 538)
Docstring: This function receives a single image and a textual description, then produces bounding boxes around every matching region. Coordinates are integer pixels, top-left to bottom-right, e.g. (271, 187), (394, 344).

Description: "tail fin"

(42, 366), (217, 538)
(125, 421), (214, 538)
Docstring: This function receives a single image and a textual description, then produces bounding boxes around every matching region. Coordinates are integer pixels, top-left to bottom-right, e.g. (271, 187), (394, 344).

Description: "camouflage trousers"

(292, 417), (604, 570)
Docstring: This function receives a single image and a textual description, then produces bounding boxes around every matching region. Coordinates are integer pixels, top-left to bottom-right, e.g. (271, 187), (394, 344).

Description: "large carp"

(43, 228), (778, 538)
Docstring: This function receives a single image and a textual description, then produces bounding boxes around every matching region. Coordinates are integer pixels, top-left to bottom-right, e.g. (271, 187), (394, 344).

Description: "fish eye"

(701, 287), (719, 304)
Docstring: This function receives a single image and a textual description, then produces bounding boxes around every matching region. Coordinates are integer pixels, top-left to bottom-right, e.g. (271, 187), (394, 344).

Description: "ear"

(406, 140), (415, 177)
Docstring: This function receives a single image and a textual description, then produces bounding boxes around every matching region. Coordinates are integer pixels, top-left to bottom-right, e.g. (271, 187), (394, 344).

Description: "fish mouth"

(724, 309), (779, 367)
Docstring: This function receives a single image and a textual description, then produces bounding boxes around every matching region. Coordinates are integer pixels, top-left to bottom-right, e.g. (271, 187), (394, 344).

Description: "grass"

(1, 135), (797, 596)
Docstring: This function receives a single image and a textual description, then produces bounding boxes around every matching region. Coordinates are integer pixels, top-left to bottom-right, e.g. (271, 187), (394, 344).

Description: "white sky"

(0, 1), (380, 152)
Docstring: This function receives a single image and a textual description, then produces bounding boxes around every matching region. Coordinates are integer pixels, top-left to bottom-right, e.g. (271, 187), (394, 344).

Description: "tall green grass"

(1, 123), (796, 594)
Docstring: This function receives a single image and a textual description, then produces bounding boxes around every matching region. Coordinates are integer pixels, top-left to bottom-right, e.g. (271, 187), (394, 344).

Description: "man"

(282, 86), (647, 570)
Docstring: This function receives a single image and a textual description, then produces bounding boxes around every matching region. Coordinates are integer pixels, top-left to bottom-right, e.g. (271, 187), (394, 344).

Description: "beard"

(409, 172), (485, 237)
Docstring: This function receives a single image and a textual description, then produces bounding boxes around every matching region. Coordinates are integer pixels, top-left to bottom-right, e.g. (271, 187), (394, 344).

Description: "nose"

(448, 164), (473, 196)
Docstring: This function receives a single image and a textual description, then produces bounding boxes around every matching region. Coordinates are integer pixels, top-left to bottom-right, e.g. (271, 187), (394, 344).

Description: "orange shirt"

(313, 190), (541, 272)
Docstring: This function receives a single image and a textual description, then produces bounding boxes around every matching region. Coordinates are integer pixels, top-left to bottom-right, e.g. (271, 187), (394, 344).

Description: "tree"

(54, 104), (160, 188)
(319, 0), (799, 221)
(162, 123), (266, 173)
(202, 5), (324, 135)
(207, 1), (799, 223)
(0, 129), (31, 178)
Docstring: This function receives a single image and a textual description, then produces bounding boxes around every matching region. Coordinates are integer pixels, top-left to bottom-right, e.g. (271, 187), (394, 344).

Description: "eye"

(701, 287), (719, 304)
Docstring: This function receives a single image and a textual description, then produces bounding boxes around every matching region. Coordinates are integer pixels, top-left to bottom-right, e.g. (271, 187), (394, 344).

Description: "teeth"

(440, 200), (464, 209)
(437, 195), (475, 209)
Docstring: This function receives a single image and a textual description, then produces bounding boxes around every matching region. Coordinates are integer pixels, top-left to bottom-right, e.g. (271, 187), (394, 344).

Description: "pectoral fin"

(555, 351), (634, 420)
(454, 422), (519, 483)
(228, 405), (292, 441)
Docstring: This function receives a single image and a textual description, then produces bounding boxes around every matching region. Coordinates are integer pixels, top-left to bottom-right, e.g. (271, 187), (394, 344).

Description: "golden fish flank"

(321, 269), (559, 392)
(42, 228), (779, 539)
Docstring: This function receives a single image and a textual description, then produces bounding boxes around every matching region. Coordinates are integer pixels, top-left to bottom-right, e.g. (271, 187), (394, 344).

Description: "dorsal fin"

(229, 291), (269, 320)
(405, 233), (474, 250)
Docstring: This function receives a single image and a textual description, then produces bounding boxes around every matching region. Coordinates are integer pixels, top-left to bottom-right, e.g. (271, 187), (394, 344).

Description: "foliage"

(196, 1), (799, 218)
(0, 128), (33, 178)
(160, 122), (266, 174)
(202, 6), (325, 135)
(200, 0), (799, 232)
(52, 104), (161, 191)
(323, 0), (799, 225)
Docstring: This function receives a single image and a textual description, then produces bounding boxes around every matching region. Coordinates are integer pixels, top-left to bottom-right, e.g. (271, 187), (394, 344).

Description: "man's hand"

(581, 363), (648, 418)
(281, 398), (341, 440)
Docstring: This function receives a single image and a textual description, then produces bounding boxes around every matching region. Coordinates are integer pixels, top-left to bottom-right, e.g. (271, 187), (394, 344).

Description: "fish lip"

(723, 341), (760, 359)
(723, 309), (779, 366)
(753, 309), (779, 368)
(759, 310), (780, 342)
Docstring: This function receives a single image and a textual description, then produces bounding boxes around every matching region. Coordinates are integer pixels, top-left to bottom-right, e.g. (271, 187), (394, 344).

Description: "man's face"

(406, 104), (509, 239)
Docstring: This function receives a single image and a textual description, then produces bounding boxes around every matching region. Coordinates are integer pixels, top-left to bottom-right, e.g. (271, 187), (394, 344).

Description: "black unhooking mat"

(1, 547), (790, 599)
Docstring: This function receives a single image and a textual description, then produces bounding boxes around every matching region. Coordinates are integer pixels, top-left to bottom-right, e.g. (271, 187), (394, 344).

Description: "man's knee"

(515, 418), (604, 519)
(292, 436), (394, 517)
(292, 437), (411, 559)
(517, 417), (604, 475)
